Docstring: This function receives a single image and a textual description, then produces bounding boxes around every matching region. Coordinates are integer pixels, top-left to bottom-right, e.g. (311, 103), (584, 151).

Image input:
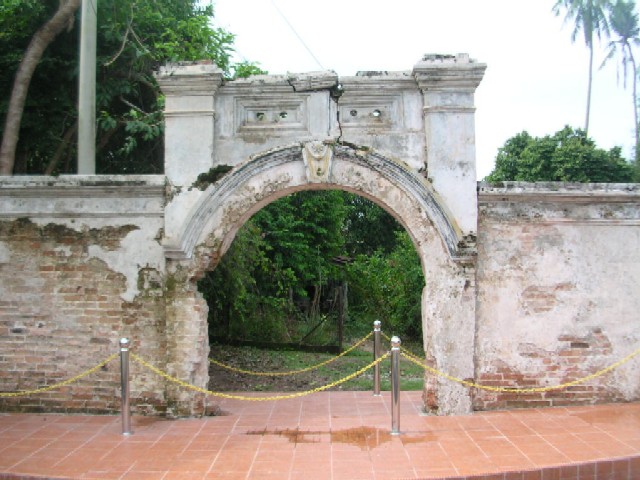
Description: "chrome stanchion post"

(390, 335), (401, 435)
(119, 338), (132, 436)
(373, 320), (382, 396)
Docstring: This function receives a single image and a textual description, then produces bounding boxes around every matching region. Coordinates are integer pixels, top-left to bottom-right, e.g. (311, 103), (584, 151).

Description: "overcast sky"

(211, 0), (636, 179)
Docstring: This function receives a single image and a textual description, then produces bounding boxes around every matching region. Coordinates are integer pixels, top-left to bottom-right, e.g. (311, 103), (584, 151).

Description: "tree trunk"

(0, 0), (81, 175)
(44, 121), (78, 175)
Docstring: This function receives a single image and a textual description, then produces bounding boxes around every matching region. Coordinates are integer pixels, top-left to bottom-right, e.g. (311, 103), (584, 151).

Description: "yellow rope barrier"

(0, 353), (119, 398)
(209, 332), (373, 376)
(382, 331), (640, 393)
(401, 348), (640, 393)
(132, 351), (389, 401)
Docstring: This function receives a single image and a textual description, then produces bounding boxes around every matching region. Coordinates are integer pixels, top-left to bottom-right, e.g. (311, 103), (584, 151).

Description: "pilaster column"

(156, 62), (224, 187)
(413, 54), (486, 236)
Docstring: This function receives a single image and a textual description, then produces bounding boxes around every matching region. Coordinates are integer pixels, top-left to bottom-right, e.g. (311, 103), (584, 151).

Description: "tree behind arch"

(485, 126), (634, 182)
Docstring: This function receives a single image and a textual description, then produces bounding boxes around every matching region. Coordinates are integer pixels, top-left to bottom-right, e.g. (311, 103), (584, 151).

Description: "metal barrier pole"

(119, 338), (132, 436)
(390, 335), (401, 435)
(373, 320), (381, 396)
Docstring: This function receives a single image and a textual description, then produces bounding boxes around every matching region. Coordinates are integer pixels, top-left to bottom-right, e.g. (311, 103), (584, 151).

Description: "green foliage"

(345, 231), (423, 338)
(198, 221), (289, 342)
(485, 126), (635, 182)
(0, 0), (259, 175)
(341, 193), (403, 255)
(231, 61), (268, 79)
(553, 0), (610, 48)
(251, 190), (347, 297)
(199, 191), (424, 345)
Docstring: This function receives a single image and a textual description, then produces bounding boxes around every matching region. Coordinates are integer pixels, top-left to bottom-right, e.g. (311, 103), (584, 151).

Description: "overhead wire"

(269, 0), (325, 70)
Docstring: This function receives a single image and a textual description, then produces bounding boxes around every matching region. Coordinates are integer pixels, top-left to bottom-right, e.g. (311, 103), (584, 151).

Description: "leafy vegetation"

(198, 191), (425, 345)
(0, 0), (264, 175)
(485, 126), (635, 182)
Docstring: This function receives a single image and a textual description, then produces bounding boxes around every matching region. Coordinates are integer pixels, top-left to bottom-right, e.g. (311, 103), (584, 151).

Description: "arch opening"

(198, 189), (426, 394)
(164, 143), (477, 417)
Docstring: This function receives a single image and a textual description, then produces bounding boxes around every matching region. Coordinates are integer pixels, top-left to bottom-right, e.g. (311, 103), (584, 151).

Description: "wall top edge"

(0, 174), (166, 189)
(219, 70), (417, 93)
(477, 181), (640, 201)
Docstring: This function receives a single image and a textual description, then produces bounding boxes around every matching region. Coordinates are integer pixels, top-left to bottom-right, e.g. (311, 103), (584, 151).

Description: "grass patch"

(208, 339), (425, 392)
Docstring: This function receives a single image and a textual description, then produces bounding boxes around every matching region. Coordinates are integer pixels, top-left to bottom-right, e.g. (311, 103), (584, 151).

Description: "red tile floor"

(0, 392), (639, 479)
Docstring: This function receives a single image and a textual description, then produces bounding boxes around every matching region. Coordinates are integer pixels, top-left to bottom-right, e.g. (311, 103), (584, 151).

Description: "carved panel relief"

(235, 96), (310, 135)
(338, 95), (403, 130)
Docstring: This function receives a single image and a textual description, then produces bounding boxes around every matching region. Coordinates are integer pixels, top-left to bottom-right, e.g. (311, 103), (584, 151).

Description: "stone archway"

(163, 142), (477, 417)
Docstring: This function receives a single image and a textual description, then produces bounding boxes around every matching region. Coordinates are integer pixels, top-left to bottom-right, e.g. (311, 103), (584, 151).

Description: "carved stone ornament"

(302, 141), (333, 183)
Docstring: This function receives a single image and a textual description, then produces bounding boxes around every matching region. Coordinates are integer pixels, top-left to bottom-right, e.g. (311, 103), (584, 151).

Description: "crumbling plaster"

(476, 182), (640, 406)
(0, 175), (166, 302)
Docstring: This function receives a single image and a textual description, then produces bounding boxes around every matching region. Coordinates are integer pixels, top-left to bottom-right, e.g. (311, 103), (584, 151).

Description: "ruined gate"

(1, 54), (639, 417)
(157, 54), (483, 415)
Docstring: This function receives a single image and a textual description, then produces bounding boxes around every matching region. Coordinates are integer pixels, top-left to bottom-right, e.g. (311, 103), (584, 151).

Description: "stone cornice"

(478, 181), (640, 204)
(0, 175), (166, 218)
(413, 53), (486, 91)
(156, 62), (224, 96)
(340, 72), (418, 93)
(220, 71), (338, 95)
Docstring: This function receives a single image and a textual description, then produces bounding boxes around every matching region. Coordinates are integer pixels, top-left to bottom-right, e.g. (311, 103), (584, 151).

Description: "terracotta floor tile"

(525, 451), (571, 467)
(120, 470), (166, 479)
(0, 395), (638, 480)
(168, 457), (213, 472)
(413, 467), (461, 478)
(489, 454), (535, 469)
(0, 447), (38, 469)
(163, 472), (209, 479)
(451, 458), (497, 476)
(203, 472), (247, 479)
(476, 437), (523, 456)
(289, 470), (333, 480)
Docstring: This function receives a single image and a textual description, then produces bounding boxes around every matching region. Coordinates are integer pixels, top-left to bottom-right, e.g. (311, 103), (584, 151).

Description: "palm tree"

(601, 0), (640, 162)
(553, 0), (610, 134)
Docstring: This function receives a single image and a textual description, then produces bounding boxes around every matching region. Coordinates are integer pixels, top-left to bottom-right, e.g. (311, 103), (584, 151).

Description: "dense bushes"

(198, 191), (424, 344)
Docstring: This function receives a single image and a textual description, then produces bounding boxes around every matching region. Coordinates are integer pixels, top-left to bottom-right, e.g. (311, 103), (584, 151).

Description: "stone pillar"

(413, 53), (486, 236)
(156, 62), (222, 416)
(414, 54), (485, 415)
(156, 62), (224, 187)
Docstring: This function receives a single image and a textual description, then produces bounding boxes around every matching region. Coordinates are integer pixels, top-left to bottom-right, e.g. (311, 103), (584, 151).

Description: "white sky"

(211, 0), (637, 179)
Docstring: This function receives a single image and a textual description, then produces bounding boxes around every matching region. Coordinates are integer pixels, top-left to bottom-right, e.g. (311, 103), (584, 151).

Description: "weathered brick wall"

(2, 175), (639, 417)
(0, 177), (168, 414)
(475, 183), (640, 410)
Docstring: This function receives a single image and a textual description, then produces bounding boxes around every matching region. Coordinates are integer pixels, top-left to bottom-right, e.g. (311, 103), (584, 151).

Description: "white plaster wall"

(476, 183), (640, 403)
